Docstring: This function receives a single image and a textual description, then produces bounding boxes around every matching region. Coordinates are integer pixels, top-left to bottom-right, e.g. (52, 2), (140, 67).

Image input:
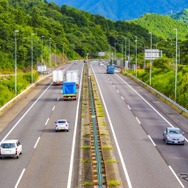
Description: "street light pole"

(41, 35), (44, 65)
(55, 43), (57, 67)
(174, 28), (178, 101)
(124, 38), (126, 68)
(114, 43), (116, 63)
(149, 32), (152, 85)
(31, 33), (34, 83)
(49, 38), (51, 67)
(62, 44), (64, 64)
(14, 30), (19, 96)
(135, 36), (138, 77)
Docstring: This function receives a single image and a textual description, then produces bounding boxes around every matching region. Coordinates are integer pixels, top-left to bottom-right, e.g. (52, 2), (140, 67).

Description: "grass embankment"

(0, 71), (39, 108)
(80, 64), (123, 187)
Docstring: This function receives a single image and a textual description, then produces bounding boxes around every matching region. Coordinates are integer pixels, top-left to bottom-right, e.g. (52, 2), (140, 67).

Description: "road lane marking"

(136, 117), (141, 124)
(121, 96), (124, 100)
(57, 97), (60, 101)
(1, 84), (52, 142)
(34, 137), (40, 149)
(148, 135), (156, 146)
(92, 66), (133, 188)
(169, 166), (185, 188)
(116, 74), (188, 143)
(45, 118), (49, 126)
(14, 168), (25, 188)
(52, 106), (55, 111)
(127, 105), (131, 110)
(67, 66), (84, 188)
(116, 90), (119, 93)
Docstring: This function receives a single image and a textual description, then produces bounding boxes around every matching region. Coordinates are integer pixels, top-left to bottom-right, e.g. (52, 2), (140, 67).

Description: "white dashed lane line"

(136, 117), (141, 124)
(45, 118), (49, 126)
(34, 137), (40, 149)
(52, 106), (55, 111)
(127, 105), (131, 110)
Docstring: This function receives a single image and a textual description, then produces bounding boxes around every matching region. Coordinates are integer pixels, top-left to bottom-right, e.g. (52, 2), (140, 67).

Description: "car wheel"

(67, 129), (69, 132)
(165, 139), (168, 144)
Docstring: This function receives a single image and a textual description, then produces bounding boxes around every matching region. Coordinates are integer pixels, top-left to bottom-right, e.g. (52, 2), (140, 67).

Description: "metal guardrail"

(125, 71), (188, 114)
(88, 70), (104, 187)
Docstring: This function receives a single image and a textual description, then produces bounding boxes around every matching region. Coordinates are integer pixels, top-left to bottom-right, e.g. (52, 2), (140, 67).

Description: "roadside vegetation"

(123, 56), (188, 110)
(0, 0), (188, 110)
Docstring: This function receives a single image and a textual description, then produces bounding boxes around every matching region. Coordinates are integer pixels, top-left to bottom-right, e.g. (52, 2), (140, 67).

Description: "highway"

(0, 62), (83, 188)
(0, 60), (188, 188)
(91, 60), (188, 188)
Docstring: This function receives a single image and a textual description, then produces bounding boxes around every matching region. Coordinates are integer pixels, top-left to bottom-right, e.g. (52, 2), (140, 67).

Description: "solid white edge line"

(45, 118), (49, 126)
(34, 137), (40, 149)
(14, 168), (25, 188)
(169, 166), (185, 188)
(115, 74), (188, 142)
(1, 83), (52, 142)
(148, 135), (156, 146)
(91, 65), (133, 188)
(67, 66), (84, 188)
(52, 106), (55, 111)
(136, 117), (141, 124)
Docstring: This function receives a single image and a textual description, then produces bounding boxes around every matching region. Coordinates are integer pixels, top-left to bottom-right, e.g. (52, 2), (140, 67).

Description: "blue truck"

(106, 64), (115, 74)
(62, 82), (77, 100)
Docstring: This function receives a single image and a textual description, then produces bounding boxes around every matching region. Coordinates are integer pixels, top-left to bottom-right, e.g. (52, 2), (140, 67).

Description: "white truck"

(66, 69), (79, 88)
(52, 70), (63, 85)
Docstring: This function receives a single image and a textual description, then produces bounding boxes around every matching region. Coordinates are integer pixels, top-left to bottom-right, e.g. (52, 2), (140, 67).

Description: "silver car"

(163, 127), (185, 145)
(55, 119), (69, 132)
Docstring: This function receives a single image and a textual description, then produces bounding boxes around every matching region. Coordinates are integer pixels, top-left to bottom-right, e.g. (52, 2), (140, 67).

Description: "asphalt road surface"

(91, 60), (188, 188)
(0, 62), (83, 188)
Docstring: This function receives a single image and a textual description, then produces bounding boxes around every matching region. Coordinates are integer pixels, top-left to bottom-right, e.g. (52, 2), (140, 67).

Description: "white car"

(0, 139), (23, 159)
(55, 119), (69, 132)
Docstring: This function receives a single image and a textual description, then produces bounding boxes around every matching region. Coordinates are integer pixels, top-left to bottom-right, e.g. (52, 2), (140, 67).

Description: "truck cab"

(106, 64), (115, 74)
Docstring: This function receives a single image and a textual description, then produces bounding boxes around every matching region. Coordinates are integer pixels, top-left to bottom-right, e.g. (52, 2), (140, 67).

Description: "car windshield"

(1, 143), (15, 148)
(58, 120), (66, 123)
(169, 130), (181, 134)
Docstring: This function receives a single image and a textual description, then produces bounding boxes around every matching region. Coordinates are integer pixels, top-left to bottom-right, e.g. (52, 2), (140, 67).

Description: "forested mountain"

(1, 0), (188, 109)
(130, 13), (188, 40)
(0, 0), (154, 71)
(170, 8), (188, 24)
(1, 0), (188, 72)
(47, 0), (188, 20)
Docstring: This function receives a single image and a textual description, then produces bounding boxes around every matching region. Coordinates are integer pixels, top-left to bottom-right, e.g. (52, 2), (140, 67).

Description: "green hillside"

(129, 13), (188, 40)
(0, 0), (188, 110)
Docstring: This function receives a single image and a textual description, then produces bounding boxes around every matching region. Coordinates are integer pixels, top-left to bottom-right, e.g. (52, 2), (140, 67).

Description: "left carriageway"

(0, 62), (83, 188)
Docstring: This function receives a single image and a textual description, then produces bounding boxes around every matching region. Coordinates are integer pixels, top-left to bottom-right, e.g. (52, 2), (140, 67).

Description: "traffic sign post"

(144, 49), (161, 60)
